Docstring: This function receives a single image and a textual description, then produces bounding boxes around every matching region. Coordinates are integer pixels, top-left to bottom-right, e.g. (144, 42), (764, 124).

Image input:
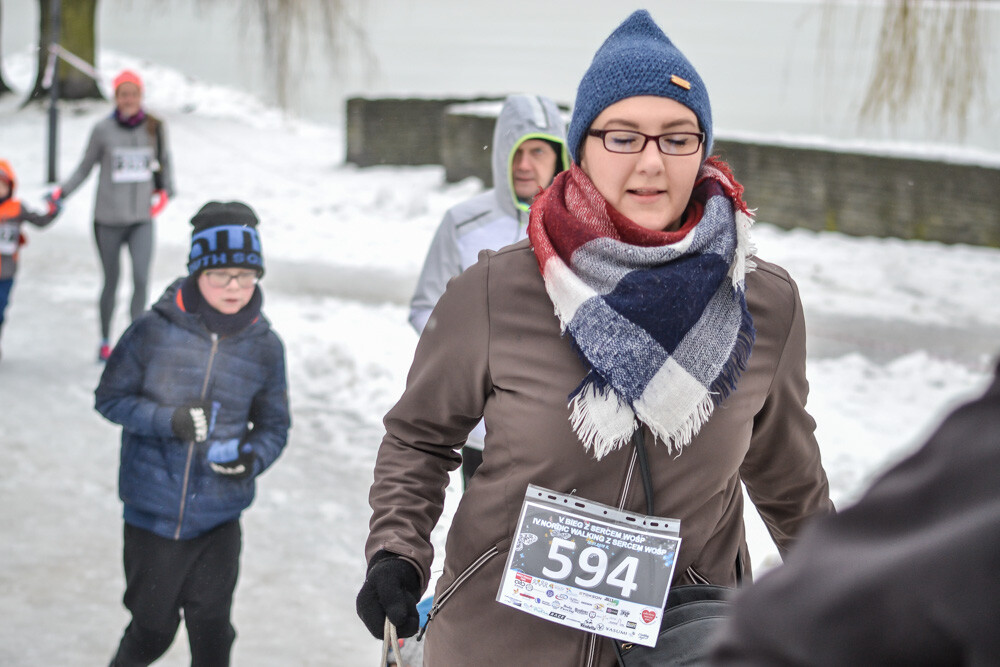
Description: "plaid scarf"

(528, 158), (756, 459)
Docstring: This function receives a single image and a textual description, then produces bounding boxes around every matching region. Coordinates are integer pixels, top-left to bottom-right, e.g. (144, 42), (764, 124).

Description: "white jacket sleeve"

(408, 209), (464, 333)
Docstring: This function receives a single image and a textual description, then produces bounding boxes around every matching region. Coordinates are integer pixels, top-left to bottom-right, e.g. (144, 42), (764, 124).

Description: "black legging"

(94, 220), (153, 340)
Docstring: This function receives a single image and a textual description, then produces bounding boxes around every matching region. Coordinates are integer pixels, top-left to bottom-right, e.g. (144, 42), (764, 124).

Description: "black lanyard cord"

(632, 428), (655, 515)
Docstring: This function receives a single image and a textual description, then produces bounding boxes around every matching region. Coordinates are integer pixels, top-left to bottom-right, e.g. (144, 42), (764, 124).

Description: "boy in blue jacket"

(95, 201), (290, 666)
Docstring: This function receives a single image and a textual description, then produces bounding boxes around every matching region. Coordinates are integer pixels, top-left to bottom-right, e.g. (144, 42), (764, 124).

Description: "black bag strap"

(145, 115), (165, 190)
(631, 428), (744, 585)
(155, 120), (164, 164)
(611, 429), (745, 666)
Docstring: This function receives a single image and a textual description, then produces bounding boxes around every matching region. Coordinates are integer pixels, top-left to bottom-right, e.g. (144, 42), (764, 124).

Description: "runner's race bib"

(111, 147), (155, 183)
(497, 484), (681, 647)
(0, 222), (19, 255)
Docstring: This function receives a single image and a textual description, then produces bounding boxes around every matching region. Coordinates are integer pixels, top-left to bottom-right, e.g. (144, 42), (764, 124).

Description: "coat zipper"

(416, 544), (501, 641)
(173, 333), (219, 539)
(584, 445), (639, 667)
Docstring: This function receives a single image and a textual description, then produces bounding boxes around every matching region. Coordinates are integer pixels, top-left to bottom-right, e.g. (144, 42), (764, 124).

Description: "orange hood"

(0, 159), (15, 196)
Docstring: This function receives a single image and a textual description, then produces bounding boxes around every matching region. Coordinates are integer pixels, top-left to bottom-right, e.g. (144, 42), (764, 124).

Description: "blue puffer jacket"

(95, 278), (290, 540)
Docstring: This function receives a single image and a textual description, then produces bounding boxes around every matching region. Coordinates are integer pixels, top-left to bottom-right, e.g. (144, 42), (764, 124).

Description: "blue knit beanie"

(187, 201), (265, 276)
(567, 9), (712, 163)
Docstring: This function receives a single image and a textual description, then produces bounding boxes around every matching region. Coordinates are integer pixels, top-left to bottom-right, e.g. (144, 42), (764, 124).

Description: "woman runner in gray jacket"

(51, 69), (175, 361)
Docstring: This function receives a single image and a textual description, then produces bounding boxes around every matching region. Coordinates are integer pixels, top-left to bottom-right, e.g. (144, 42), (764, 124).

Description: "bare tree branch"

(842, 0), (987, 138)
(243, 0), (375, 110)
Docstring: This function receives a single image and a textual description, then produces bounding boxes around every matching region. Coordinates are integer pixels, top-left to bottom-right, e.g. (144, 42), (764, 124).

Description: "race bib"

(496, 484), (681, 647)
(111, 146), (154, 183)
(0, 222), (19, 255)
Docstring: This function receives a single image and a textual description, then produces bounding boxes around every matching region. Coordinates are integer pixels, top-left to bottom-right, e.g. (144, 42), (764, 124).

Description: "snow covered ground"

(1, 52), (998, 665)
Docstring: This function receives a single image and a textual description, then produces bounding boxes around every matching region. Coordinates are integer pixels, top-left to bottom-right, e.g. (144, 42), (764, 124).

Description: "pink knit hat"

(113, 69), (143, 93)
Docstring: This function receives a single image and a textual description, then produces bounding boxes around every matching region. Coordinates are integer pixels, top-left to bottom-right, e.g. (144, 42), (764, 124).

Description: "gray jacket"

(60, 114), (175, 225)
(408, 94), (567, 333)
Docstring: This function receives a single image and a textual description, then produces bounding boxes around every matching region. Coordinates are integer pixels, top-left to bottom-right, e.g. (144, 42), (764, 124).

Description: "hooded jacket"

(95, 278), (289, 540)
(60, 113), (175, 225)
(0, 159), (57, 281)
(366, 240), (833, 666)
(408, 94), (568, 333)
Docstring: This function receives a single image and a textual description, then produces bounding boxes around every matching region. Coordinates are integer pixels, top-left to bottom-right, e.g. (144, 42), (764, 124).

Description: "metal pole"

(46, 0), (62, 184)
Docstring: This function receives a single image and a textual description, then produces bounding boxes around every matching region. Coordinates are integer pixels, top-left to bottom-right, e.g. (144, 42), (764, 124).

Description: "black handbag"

(612, 431), (738, 667)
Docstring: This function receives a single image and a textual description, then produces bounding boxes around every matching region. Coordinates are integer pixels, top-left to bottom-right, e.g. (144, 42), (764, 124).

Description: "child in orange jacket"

(0, 159), (60, 359)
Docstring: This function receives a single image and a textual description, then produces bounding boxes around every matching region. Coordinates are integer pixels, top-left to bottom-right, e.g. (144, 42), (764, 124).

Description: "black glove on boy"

(170, 401), (214, 442)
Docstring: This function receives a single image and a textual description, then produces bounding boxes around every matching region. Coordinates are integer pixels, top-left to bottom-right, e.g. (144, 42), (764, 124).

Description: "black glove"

(170, 401), (215, 442)
(356, 551), (422, 639)
(207, 439), (256, 479)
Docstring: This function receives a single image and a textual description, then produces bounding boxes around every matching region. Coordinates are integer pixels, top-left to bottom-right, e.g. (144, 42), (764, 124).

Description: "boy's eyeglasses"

(202, 270), (260, 288)
(587, 129), (705, 156)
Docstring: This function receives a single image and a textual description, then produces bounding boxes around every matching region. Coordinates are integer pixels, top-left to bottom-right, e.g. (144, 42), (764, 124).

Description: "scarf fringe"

(583, 303), (756, 459)
(634, 393), (717, 457)
(569, 383), (637, 460)
(710, 304), (756, 402)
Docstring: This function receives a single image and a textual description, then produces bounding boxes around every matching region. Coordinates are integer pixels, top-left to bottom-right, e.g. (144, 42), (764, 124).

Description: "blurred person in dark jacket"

(711, 357), (1000, 666)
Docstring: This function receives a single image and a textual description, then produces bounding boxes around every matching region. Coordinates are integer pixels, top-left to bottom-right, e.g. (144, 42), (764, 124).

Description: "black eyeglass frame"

(586, 129), (706, 156)
(201, 270), (262, 289)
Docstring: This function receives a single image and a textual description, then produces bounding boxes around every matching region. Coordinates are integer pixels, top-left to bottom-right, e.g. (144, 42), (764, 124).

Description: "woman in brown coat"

(357, 10), (834, 666)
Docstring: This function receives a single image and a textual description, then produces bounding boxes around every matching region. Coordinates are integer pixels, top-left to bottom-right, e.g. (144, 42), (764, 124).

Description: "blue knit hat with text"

(567, 9), (712, 163)
(187, 201), (265, 276)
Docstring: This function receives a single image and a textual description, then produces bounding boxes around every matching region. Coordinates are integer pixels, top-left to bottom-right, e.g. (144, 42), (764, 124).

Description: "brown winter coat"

(365, 238), (833, 666)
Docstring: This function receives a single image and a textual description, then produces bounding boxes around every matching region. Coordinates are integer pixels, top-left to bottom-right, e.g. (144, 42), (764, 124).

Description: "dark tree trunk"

(0, 2), (15, 96)
(27, 0), (103, 102)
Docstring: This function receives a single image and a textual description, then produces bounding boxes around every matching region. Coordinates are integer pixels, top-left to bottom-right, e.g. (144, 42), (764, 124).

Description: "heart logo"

(641, 609), (657, 624)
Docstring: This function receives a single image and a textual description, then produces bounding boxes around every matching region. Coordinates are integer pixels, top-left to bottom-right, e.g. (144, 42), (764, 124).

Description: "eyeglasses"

(202, 270), (260, 288)
(587, 129), (705, 156)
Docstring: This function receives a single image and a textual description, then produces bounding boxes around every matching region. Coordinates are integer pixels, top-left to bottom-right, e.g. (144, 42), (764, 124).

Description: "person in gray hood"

(49, 69), (175, 362)
(410, 94), (567, 334)
(409, 93), (567, 488)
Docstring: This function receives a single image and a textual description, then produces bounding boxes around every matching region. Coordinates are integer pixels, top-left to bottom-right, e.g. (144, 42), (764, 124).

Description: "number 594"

(541, 537), (639, 598)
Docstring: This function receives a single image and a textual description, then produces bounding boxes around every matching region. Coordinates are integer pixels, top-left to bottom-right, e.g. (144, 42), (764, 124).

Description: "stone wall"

(441, 103), (501, 187)
(346, 97), (502, 169)
(714, 141), (1000, 247)
(346, 97), (1000, 246)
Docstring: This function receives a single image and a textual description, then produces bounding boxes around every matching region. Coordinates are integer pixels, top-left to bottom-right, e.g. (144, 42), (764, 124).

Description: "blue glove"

(207, 438), (255, 479)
